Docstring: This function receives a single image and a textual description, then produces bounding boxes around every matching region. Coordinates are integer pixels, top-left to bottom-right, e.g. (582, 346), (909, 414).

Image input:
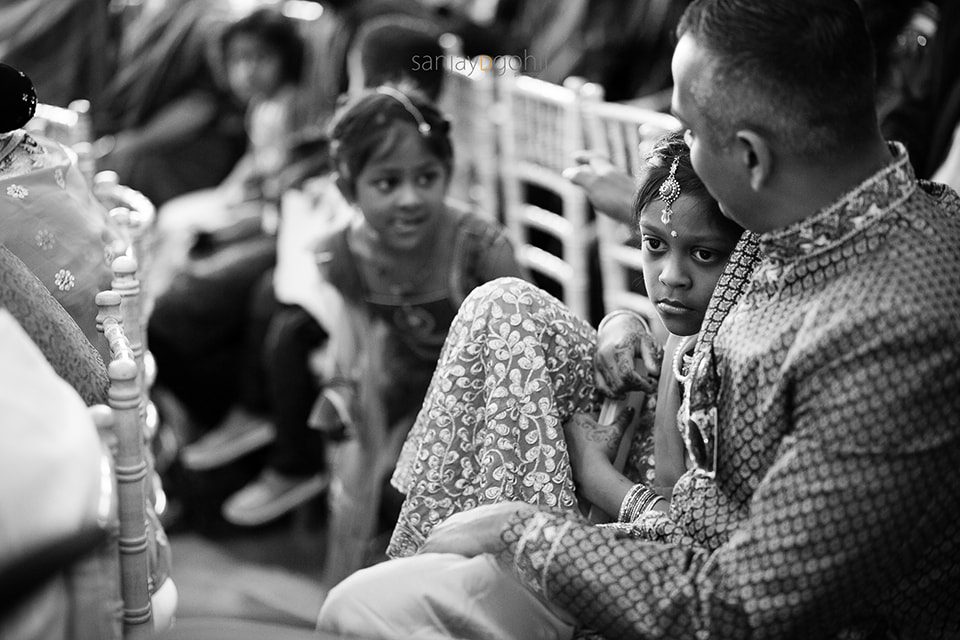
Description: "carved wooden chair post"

(96, 291), (153, 638)
(110, 251), (166, 517)
(85, 404), (125, 639)
(110, 255), (155, 433)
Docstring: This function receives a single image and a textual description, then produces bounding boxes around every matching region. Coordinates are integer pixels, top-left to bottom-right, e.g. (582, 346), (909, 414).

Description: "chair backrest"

(496, 72), (594, 320)
(437, 35), (500, 222)
(95, 291), (153, 639)
(578, 82), (680, 342)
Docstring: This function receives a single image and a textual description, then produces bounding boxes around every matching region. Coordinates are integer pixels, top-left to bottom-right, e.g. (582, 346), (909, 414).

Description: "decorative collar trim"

(760, 142), (915, 265)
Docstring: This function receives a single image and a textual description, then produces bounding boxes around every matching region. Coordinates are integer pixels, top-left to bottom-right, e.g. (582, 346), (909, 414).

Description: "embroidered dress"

(498, 144), (960, 639)
(388, 277), (660, 559)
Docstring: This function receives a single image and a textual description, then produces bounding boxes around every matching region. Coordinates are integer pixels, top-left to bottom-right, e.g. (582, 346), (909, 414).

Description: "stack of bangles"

(617, 484), (666, 523)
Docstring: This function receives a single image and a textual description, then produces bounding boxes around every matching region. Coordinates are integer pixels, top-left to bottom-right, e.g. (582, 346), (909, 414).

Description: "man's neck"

(771, 138), (894, 232)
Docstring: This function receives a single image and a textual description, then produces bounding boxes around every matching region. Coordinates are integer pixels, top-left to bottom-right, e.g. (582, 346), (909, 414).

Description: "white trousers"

(317, 553), (575, 640)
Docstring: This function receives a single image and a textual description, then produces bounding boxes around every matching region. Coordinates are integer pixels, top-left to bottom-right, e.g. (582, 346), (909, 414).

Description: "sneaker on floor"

(222, 469), (328, 526)
(180, 408), (276, 471)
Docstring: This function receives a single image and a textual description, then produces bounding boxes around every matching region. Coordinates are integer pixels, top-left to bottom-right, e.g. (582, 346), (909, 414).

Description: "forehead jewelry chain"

(658, 156), (681, 236)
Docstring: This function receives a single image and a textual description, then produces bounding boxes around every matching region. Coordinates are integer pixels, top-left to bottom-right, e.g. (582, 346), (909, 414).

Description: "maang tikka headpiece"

(376, 86), (431, 136)
(658, 156), (681, 236)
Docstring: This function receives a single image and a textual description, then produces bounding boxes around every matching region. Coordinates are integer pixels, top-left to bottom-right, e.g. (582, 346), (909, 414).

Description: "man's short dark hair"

(677, 0), (879, 158)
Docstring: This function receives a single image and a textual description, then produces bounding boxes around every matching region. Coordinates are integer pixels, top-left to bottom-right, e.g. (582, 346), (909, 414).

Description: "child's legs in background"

(264, 305), (329, 477)
(149, 234), (277, 429)
(239, 270), (281, 415)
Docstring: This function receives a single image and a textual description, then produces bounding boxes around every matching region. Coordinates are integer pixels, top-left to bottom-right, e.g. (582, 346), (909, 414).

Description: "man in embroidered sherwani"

(318, 1), (960, 638)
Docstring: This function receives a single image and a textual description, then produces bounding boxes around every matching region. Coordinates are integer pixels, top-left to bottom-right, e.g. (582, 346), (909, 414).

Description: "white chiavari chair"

(577, 81), (681, 343)
(437, 34), (500, 222)
(496, 71), (594, 320)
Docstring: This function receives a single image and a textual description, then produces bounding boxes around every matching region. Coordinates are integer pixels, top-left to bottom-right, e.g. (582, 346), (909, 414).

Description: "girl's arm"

(653, 333), (692, 493)
(565, 333), (689, 520)
(564, 410), (638, 518)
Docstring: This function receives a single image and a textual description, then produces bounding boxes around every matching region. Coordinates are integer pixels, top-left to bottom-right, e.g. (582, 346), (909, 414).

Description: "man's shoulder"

(782, 187), (960, 347)
(886, 183), (960, 292)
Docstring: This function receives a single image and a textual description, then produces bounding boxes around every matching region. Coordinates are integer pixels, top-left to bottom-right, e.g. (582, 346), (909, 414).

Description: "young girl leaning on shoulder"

(565, 130), (748, 539)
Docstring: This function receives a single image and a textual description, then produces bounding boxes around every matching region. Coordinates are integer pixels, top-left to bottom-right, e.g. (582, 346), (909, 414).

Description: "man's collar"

(760, 142), (915, 265)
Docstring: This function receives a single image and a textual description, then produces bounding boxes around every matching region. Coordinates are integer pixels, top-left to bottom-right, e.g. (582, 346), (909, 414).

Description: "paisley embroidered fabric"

(388, 277), (662, 559)
(497, 145), (960, 639)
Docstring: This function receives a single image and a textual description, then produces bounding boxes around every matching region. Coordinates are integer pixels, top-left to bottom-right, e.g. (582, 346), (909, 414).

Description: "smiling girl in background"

(219, 85), (523, 530)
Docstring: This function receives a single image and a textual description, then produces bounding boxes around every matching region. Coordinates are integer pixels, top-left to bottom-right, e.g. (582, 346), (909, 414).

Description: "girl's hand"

(563, 409), (633, 486)
(595, 312), (660, 397)
(419, 503), (538, 557)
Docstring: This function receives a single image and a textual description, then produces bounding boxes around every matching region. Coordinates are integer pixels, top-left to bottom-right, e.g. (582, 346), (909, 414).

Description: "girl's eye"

(641, 235), (665, 253)
(416, 171), (440, 187)
(691, 247), (719, 263)
(373, 177), (398, 192)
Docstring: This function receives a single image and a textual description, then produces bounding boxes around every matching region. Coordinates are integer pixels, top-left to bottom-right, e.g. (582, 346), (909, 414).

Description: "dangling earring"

(658, 156), (681, 237)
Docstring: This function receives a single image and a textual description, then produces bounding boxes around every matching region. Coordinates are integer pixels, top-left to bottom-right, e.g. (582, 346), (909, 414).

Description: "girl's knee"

(463, 277), (543, 318)
(469, 276), (537, 300)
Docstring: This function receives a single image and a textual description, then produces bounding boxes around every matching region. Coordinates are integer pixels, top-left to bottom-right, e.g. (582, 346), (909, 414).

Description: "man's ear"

(334, 170), (355, 202)
(734, 130), (772, 191)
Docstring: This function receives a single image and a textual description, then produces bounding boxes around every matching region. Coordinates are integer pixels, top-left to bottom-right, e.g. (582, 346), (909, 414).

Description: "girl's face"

(225, 33), (285, 103)
(351, 122), (450, 253)
(639, 193), (740, 336)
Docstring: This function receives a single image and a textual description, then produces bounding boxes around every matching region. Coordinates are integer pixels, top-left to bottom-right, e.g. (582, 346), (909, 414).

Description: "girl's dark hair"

(221, 8), (305, 84)
(633, 130), (740, 236)
(327, 83), (453, 183)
